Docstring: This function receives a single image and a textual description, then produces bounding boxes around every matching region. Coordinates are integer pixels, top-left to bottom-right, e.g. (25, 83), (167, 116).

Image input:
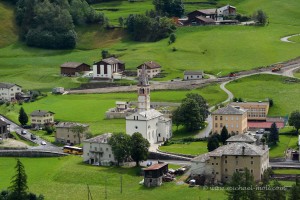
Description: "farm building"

(143, 163), (169, 187)
(184, 70), (204, 80)
(93, 57), (125, 80)
(60, 62), (91, 76)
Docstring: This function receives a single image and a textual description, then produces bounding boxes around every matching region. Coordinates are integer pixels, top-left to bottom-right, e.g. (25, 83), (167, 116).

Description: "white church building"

(126, 66), (172, 144)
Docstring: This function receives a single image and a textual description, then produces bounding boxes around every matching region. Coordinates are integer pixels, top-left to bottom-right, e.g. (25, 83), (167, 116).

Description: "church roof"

(138, 109), (163, 120)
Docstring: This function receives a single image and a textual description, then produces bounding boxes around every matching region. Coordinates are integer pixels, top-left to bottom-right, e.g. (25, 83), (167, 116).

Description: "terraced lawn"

(226, 74), (300, 116)
(159, 141), (208, 156)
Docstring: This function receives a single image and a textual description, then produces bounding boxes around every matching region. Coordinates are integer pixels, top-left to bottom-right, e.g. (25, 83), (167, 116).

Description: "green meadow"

(0, 156), (226, 200)
(159, 141), (208, 156)
(1, 0), (300, 90)
(269, 135), (298, 158)
(226, 74), (300, 117)
(0, 84), (226, 134)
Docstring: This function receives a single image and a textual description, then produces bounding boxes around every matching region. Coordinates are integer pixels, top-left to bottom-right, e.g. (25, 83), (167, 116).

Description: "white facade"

(0, 83), (21, 101)
(93, 63), (114, 79)
(126, 110), (172, 144)
(137, 68), (161, 79)
(83, 133), (116, 166)
(216, 5), (236, 21)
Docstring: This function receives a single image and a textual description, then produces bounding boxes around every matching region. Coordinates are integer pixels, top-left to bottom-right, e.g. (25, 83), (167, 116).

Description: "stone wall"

(0, 150), (68, 157)
(148, 151), (192, 161)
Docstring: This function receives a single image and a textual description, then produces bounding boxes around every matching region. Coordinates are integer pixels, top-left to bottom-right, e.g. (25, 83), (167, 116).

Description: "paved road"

(270, 161), (300, 168)
(0, 115), (62, 153)
(280, 33), (300, 43)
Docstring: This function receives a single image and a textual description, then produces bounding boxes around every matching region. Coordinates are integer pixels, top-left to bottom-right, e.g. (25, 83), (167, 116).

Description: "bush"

(5, 102), (10, 106)
(0, 100), (5, 105)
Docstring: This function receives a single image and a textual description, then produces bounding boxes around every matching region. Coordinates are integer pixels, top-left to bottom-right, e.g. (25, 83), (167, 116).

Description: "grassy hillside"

(0, 156), (227, 200)
(1, 0), (300, 90)
(0, 2), (18, 47)
(226, 74), (300, 116)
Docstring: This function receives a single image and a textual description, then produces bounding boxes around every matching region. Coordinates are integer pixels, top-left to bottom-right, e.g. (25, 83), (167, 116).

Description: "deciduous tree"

(108, 133), (131, 166)
(130, 132), (150, 166)
(289, 110), (300, 134)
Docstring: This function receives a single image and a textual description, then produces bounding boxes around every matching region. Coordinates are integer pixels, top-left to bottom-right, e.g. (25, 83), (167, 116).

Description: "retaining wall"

(0, 150), (68, 157)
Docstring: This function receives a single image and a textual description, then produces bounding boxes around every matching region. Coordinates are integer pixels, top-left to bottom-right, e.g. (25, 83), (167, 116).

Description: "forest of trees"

(14, 0), (106, 49)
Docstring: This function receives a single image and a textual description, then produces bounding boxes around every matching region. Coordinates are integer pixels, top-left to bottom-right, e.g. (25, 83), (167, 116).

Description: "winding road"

(280, 33), (300, 43)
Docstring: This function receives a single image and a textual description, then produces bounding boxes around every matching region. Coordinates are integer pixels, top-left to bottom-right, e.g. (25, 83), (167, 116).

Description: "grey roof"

(84, 133), (112, 143)
(212, 105), (246, 115)
(139, 109), (163, 120)
(184, 70), (204, 75)
(226, 134), (257, 143)
(0, 82), (21, 89)
(30, 110), (55, 117)
(102, 57), (124, 65)
(230, 102), (269, 106)
(56, 122), (89, 128)
(137, 61), (161, 69)
(0, 119), (9, 126)
(61, 62), (88, 68)
(198, 9), (217, 15)
(209, 142), (268, 157)
(191, 153), (210, 162)
(195, 16), (216, 23)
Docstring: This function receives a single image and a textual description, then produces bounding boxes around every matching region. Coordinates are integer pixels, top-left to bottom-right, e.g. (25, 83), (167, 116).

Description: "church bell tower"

(137, 64), (150, 112)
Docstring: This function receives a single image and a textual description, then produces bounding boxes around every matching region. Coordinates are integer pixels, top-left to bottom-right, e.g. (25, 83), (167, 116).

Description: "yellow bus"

(63, 145), (83, 155)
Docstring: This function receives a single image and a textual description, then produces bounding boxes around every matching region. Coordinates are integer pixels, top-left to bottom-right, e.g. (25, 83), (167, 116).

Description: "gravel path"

(280, 33), (300, 43)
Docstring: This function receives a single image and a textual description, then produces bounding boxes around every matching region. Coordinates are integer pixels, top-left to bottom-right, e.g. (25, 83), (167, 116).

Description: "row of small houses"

(60, 57), (204, 81)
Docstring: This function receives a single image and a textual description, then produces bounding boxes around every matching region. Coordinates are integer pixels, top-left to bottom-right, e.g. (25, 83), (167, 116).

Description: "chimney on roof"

(242, 146), (245, 155)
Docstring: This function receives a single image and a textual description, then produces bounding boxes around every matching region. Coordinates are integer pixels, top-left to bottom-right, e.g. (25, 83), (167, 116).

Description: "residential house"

(216, 5), (236, 21)
(191, 142), (269, 183)
(137, 61), (161, 79)
(55, 122), (89, 145)
(93, 57), (125, 79)
(187, 9), (217, 25)
(230, 101), (269, 121)
(143, 163), (169, 187)
(60, 62), (91, 76)
(30, 110), (55, 128)
(212, 105), (248, 134)
(184, 70), (204, 80)
(83, 133), (116, 166)
(52, 87), (64, 94)
(226, 134), (257, 145)
(0, 83), (22, 101)
(0, 119), (9, 139)
(126, 65), (172, 144)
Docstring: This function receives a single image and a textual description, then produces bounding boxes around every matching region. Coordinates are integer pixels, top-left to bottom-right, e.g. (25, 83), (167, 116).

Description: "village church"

(125, 65), (172, 144)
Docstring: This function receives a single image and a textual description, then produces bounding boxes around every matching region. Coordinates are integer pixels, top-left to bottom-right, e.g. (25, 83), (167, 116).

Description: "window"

(225, 117), (228, 121)
(251, 161), (253, 165)
(109, 154), (111, 158)
(216, 163), (218, 165)
(225, 160), (227, 164)
(225, 169), (227, 172)
(216, 172), (219, 174)
(97, 66), (100, 74)
(215, 116), (218, 120)
(220, 116), (223, 120)
(220, 123), (223, 128)
(104, 66), (107, 74)
(135, 126), (138, 129)
(215, 123), (218, 128)
(214, 157), (216, 159)
(212, 163), (214, 165)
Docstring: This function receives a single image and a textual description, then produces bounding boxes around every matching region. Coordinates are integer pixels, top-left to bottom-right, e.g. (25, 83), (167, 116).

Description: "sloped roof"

(101, 57), (124, 65)
(195, 16), (216, 23)
(143, 163), (168, 171)
(0, 82), (21, 89)
(83, 133), (112, 144)
(191, 153), (210, 162)
(138, 109), (163, 120)
(61, 62), (88, 68)
(56, 122), (89, 128)
(198, 8), (217, 15)
(209, 142), (268, 157)
(0, 119), (9, 126)
(184, 70), (204, 75)
(137, 61), (161, 69)
(212, 105), (246, 115)
(30, 110), (54, 117)
(226, 134), (257, 143)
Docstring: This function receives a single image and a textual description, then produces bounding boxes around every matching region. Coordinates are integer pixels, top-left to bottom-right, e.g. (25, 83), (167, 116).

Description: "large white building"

(126, 65), (172, 144)
(83, 133), (116, 166)
(0, 83), (22, 101)
(92, 57), (125, 80)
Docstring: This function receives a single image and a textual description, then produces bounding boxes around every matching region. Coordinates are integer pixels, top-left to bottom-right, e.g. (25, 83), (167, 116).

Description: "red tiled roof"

(143, 163), (168, 171)
(248, 121), (285, 129)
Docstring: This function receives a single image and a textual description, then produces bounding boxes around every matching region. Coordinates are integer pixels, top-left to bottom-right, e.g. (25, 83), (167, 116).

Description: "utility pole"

(87, 184), (93, 200)
(105, 177), (107, 200)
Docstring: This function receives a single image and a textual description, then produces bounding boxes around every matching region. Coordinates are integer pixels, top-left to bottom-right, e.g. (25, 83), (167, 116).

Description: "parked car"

(146, 161), (152, 166)
(41, 141), (46, 145)
(21, 130), (27, 135)
(30, 134), (36, 140)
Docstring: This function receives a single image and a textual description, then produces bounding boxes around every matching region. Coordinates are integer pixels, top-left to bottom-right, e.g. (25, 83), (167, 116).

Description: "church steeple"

(137, 64), (150, 112)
